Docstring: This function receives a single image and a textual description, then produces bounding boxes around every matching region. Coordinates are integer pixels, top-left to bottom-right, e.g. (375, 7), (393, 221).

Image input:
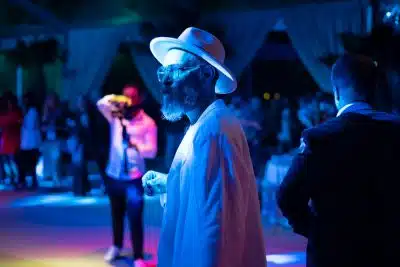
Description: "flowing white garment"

(158, 100), (266, 267)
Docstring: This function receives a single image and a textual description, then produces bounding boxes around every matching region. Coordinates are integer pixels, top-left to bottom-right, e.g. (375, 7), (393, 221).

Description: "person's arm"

(96, 95), (116, 123)
(189, 132), (246, 267)
(136, 121), (157, 158)
(277, 137), (314, 237)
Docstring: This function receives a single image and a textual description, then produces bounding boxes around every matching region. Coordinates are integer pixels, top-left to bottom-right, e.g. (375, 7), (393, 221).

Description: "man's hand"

(142, 171), (167, 196)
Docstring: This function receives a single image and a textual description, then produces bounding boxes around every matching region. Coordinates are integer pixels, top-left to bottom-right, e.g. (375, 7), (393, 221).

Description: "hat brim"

(150, 37), (237, 94)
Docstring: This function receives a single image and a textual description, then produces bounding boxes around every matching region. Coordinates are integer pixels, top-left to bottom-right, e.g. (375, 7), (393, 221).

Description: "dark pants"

(17, 149), (40, 187)
(105, 176), (144, 260)
(72, 160), (91, 196)
(94, 148), (108, 183)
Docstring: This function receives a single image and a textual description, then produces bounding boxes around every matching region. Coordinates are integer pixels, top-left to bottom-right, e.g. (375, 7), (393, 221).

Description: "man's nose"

(160, 76), (173, 93)
(162, 77), (173, 87)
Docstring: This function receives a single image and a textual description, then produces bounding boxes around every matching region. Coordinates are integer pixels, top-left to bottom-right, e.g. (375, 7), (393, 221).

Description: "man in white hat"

(142, 27), (266, 267)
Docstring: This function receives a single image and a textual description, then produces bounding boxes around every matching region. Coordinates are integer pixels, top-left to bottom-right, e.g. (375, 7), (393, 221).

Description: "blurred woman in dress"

(0, 92), (22, 187)
(41, 93), (65, 186)
(67, 94), (97, 196)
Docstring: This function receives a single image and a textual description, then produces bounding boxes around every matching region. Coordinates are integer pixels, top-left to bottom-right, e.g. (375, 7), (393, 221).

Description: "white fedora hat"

(149, 27), (237, 94)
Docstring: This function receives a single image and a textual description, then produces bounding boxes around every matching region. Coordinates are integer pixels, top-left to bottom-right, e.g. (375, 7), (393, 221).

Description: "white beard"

(161, 96), (184, 122)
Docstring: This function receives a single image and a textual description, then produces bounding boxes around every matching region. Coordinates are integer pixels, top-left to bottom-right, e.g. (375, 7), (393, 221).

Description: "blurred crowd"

(0, 90), (108, 196)
(228, 92), (337, 178)
(0, 87), (336, 198)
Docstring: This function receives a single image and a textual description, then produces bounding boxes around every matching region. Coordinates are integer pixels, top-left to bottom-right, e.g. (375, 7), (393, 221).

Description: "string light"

(383, 4), (400, 28)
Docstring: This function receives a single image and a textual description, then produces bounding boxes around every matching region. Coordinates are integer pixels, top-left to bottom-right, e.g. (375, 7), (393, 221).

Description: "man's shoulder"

(141, 111), (157, 127)
(303, 111), (400, 143)
(302, 117), (343, 141)
(369, 111), (400, 124)
(194, 107), (243, 143)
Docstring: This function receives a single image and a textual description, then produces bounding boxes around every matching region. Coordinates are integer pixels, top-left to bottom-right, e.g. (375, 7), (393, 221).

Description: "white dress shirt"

(97, 96), (157, 180)
(20, 108), (42, 150)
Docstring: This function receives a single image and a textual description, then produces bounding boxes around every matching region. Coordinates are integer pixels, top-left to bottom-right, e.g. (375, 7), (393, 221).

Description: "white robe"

(158, 100), (266, 267)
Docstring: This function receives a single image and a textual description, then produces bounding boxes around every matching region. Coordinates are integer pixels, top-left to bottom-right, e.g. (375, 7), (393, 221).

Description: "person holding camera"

(97, 85), (157, 267)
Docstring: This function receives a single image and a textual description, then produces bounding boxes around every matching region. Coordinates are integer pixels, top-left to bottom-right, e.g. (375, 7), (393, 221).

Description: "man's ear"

(201, 64), (216, 81)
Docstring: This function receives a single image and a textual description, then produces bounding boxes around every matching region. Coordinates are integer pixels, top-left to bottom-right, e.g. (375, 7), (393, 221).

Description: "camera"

(111, 102), (141, 120)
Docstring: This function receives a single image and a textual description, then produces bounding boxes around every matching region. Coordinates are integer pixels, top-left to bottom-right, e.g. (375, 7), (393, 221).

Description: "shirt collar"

(194, 99), (226, 125)
(336, 102), (372, 117)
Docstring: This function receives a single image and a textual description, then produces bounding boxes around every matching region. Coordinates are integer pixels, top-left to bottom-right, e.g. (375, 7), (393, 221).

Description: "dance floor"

(0, 191), (307, 267)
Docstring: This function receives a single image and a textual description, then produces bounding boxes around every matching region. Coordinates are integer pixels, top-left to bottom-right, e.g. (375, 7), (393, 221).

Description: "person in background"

(143, 27), (265, 267)
(97, 85), (157, 266)
(67, 94), (97, 196)
(277, 106), (294, 153)
(241, 97), (264, 209)
(41, 93), (65, 186)
(0, 95), (6, 185)
(16, 92), (41, 190)
(297, 95), (320, 129)
(276, 101), (303, 154)
(316, 93), (337, 123)
(241, 97), (264, 174)
(0, 92), (22, 188)
(278, 54), (400, 267)
(228, 95), (244, 118)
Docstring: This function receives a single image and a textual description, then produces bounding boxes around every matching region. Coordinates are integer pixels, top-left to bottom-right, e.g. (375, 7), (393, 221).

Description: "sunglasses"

(156, 64), (203, 83)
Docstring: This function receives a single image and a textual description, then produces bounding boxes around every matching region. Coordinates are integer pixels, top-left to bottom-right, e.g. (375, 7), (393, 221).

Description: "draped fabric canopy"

(62, 0), (368, 103)
(62, 26), (139, 103)
(63, 28), (121, 102)
(197, 0), (368, 94)
(283, 1), (367, 93)
(199, 10), (281, 78)
(130, 46), (162, 103)
(126, 10), (281, 102)
(63, 24), (164, 103)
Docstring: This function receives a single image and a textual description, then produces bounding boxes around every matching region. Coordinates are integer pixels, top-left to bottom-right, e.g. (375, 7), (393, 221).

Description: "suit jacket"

(277, 104), (400, 267)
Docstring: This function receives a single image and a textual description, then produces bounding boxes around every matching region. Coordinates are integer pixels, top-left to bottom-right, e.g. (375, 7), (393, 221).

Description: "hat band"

(170, 39), (224, 64)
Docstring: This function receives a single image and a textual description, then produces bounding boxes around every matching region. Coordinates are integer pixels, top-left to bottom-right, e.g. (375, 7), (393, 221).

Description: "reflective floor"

(0, 191), (307, 267)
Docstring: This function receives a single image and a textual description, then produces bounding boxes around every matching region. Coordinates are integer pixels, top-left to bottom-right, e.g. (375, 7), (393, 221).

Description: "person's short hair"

(123, 84), (138, 89)
(331, 54), (378, 99)
(2, 91), (18, 107)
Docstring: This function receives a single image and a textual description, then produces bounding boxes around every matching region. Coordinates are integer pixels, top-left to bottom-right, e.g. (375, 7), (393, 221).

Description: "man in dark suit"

(277, 54), (400, 267)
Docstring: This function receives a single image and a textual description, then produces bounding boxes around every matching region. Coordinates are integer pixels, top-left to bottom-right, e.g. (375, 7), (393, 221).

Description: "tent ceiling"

(0, 0), (350, 28)
(1, 0), (142, 27)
